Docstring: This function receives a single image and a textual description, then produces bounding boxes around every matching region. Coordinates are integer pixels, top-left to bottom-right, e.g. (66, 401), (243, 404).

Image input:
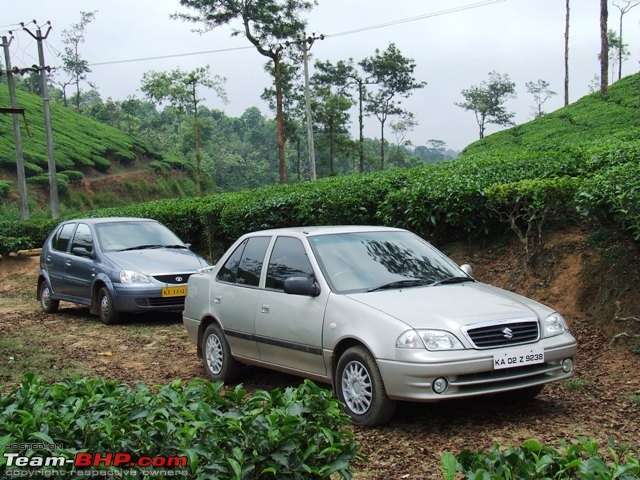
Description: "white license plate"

(493, 346), (544, 370)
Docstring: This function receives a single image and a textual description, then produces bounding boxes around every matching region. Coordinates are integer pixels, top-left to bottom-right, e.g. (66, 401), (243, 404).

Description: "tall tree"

(140, 66), (227, 195)
(57, 10), (97, 109)
(564, 0), (570, 106)
(174, 0), (316, 184)
(612, 1), (640, 80)
(314, 59), (371, 172)
(389, 111), (418, 168)
(599, 0), (609, 97)
(456, 71), (516, 139)
(359, 43), (426, 170)
(311, 86), (352, 176)
(606, 30), (630, 83)
(525, 79), (557, 118)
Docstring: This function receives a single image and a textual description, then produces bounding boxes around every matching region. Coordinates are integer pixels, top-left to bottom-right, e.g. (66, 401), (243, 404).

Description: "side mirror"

(460, 264), (474, 278)
(283, 277), (320, 297)
(72, 247), (95, 259)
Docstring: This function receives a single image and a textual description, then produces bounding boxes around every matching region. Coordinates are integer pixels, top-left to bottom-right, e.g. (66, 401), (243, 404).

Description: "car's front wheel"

(201, 323), (242, 383)
(335, 346), (396, 427)
(98, 287), (119, 325)
(38, 279), (59, 313)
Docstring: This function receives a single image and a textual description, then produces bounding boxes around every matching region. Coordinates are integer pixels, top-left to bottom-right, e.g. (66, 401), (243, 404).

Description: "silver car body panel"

(183, 226), (577, 402)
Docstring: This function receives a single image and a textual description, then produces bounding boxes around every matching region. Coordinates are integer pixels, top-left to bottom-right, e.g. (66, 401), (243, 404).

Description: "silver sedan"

(183, 226), (577, 426)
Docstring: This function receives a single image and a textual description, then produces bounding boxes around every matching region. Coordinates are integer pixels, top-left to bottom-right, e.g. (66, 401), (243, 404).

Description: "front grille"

(138, 297), (186, 307)
(465, 320), (539, 349)
(152, 273), (192, 284)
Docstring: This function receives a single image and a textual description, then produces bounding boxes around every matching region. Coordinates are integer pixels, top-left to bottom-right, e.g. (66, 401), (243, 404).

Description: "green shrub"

(0, 180), (12, 198)
(148, 160), (168, 172)
(441, 437), (639, 480)
(0, 375), (356, 479)
(61, 170), (85, 182)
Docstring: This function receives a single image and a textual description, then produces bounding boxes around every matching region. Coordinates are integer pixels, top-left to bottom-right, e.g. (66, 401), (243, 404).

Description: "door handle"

(65, 259), (72, 267)
(261, 304), (270, 314)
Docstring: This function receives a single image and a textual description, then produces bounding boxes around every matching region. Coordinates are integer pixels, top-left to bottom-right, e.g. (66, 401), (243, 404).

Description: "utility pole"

(23, 21), (60, 219)
(291, 33), (323, 181)
(1, 35), (29, 219)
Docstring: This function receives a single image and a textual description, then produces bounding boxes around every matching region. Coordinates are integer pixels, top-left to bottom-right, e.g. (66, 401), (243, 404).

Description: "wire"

(87, 0), (507, 68)
(325, 0), (506, 38)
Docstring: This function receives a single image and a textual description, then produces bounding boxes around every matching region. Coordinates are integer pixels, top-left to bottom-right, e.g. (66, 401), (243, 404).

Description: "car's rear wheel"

(336, 346), (396, 427)
(202, 323), (242, 383)
(38, 279), (59, 313)
(98, 287), (119, 325)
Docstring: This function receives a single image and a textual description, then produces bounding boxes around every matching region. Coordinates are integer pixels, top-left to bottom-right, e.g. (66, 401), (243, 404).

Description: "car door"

(64, 223), (96, 301)
(44, 222), (77, 296)
(212, 236), (271, 361)
(255, 236), (329, 376)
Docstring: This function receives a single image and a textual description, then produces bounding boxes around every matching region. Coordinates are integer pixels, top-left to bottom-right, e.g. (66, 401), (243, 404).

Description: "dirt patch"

(1, 228), (639, 479)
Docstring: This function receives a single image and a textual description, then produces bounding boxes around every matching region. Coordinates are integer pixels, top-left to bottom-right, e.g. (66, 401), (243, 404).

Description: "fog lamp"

(562, 358), (574, 373)
(433, 377), (448, 394)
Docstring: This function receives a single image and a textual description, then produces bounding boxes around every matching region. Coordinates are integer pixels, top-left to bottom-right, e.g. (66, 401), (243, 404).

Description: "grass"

(564, 377), (593, 391)
(0, 329), (89, 393)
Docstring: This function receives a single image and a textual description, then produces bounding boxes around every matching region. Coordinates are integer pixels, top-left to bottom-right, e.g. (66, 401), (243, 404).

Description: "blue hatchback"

(38, 217), (208, 324)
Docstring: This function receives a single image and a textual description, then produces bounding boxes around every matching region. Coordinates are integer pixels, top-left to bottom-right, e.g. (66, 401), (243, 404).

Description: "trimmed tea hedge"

(0, 375), (357, 479)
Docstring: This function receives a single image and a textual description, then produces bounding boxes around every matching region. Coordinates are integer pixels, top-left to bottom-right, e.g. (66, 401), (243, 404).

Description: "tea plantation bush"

(440, 438), (639, 479)
(0, 375), (357, 479)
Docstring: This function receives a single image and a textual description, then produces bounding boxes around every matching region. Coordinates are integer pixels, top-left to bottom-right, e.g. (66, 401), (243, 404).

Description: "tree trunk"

(358, 82), (365, 172)
(564, 0), (570, 106)
(380, 121), (385, 170)
(618, 12), (623, 80)
(193, 104), (202, 196)
(274, 55), (287, 183)
(600, 0), (609, 97)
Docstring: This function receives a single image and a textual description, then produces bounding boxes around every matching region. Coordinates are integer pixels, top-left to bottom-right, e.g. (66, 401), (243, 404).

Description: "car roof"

(244, 225), (407, 237)
(58, 217), (158, 226)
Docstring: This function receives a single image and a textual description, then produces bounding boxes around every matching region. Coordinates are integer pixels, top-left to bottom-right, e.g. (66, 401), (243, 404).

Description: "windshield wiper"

(163, 244), (188, 249)
(118, 244), (164, 252)
(431, 276), (474, 286)
(367, 278), (429, 292)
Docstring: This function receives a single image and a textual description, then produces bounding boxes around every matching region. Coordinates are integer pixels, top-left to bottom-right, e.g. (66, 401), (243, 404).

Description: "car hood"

(345, 282), (550, 331)
(104, 248), (207, 274)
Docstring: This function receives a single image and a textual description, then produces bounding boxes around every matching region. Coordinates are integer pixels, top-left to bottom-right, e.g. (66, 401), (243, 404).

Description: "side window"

(217, 241), (247, 284)
(266, 237), (314, 291)
(71, 223), (94, 254)
(52, 224), (76, 252)
(236, 237), (270, 287)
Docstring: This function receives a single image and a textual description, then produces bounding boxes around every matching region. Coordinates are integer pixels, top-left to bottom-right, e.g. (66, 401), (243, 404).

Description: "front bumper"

(112, 284), (186, 313)
(377, 337), (577, 401)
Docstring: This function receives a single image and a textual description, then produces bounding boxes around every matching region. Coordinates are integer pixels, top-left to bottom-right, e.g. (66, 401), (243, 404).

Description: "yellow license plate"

(162, 286), (187, 297)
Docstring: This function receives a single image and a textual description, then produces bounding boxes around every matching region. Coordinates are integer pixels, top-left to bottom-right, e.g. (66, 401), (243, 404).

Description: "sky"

(2, 0), (639, 152)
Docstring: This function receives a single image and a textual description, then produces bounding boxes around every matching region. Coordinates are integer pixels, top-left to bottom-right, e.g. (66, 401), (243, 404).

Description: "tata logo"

(502, 327), (514, 340)
(175, 276), (183, 283)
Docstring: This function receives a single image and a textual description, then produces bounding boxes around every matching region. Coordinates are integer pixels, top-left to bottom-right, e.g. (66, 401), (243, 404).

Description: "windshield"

(309, 231), (466, 293)
(95, 221), (184, 252)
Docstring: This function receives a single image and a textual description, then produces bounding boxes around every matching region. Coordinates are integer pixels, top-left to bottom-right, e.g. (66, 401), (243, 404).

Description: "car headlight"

(120, 270), (151, 284)
(396, 329), (464, 351)
(543, 312), (567, 337)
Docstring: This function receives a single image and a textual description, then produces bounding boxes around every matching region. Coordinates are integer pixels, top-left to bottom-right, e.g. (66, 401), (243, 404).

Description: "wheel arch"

(331, 338), (372, 388)
(197, 315), (223, 358)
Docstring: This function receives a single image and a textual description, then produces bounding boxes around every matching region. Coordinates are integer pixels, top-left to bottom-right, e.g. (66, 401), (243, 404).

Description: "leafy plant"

(443, 437), (640, 479)
(0, 375), (357, 479)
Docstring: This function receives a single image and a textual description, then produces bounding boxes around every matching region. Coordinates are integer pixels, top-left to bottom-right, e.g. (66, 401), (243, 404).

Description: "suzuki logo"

(502, 327), (514, 340)
(175, 276), (183, 282)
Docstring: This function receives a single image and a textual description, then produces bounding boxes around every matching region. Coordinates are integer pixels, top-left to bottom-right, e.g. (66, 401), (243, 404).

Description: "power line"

(325, 0), (507, 38)
(85, 0), (507, 68)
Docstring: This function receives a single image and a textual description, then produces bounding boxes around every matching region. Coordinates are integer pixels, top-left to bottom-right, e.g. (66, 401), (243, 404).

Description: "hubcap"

(41, 286), (51, 308)
(341, 360), (372, 415)
(205, 334), (224, 375)
(100, 295), (110, 318)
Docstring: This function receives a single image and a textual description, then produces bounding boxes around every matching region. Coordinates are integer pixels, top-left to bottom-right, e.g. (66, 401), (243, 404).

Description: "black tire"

(335, 346), (396, 427)
(201, 323), (242, 383)
(38, 279), (59, 313)
(98, 287), (119, 325)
